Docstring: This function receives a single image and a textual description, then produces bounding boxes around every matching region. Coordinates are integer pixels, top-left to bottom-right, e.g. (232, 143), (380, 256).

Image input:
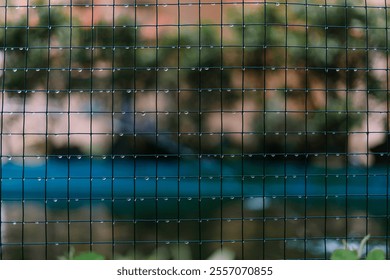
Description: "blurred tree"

(0, 0), (388, 160)
(231, 1), (389, 161)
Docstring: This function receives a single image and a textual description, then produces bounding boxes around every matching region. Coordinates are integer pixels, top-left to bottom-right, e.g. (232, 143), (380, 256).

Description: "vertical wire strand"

(324, 0), (329, 259)
(219, 0), (223, 256)
(89, 0), (95, 253)
(283, 0), (288, 259)
(176, 0), (181, 259)
(364, 0), (370, 252)
(304, 0), (308, 259)
(111, 0), (116, 259)
(0, 0), (8, 260)
(385, 0), (389, 260)
(67, 0), (73, 258)
(132, 0), (137, 259)
(262, 0), (267, 260)
(44, 0), (52, 259)
(241, 0), (245, 260)
(155, 0), (159, 259)
(343, 0), (350, 246)
(197, 0), (202, 258)
(21, 0), (30, 259)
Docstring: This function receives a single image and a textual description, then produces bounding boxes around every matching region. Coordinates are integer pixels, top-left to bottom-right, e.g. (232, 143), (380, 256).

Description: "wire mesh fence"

(0, 0), (389, 259)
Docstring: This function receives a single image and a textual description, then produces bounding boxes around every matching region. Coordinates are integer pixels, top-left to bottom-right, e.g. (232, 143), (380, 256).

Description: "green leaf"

(330, 249), (359, 260)
(72, 252), (105, 260)
(366, 249), (386, 260)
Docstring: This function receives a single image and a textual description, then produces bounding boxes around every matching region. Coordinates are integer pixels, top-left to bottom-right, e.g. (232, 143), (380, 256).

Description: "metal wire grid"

(0, 0), (389, 259)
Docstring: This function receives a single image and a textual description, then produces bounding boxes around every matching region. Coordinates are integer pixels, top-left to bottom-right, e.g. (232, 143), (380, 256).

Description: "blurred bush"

(0, 0), (388, 164)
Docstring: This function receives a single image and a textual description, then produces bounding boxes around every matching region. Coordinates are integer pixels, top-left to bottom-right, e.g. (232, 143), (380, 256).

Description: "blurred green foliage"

(0, 1), (388, 157)
(330, 235), (386, 260)
(231, 2), (389, 155)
